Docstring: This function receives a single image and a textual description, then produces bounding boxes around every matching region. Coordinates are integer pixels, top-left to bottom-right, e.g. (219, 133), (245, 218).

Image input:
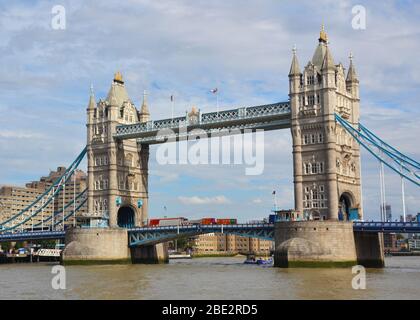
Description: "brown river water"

(0, 256), (419, 299)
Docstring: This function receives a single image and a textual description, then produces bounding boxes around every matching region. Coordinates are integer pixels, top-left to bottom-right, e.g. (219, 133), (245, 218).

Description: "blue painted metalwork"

(0, 147), (87, 232)
(114, 102), (291, 143)
(335, 114), (420, 186)
(128, 223), (275, 247)
(2, 221), (420, 244)
(353, 221), (420, 233)
(0, 230), (65, 243)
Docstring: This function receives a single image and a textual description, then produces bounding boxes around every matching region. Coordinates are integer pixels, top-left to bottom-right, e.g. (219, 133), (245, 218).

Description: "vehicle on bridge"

(147, 217), (238, 227)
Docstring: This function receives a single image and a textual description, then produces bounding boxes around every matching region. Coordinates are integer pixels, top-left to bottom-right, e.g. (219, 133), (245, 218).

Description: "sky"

(0, 0), (419, 222)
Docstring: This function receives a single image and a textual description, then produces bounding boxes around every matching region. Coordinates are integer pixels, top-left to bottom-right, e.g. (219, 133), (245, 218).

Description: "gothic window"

(312, 163), (318, 174)
(308, 95), (315, 105)
(319, 185), (324, 193)
(305, 163), (311, 174)
(318, 133), (323, 143)
(307, 75), (314, 85)
(120, 108), (124, 118)
(305, 187), (310, 193)
(316, 94), (320, 104)
(319, 162), (324, 173)
(312, 190), (319, 200)
(311, 134), (316, 144)
(304, 135), (310, 145)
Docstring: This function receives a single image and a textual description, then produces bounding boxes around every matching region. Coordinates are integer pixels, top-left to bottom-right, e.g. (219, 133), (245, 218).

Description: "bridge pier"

(354, 231), (385, 268)
(274, 221), (385, 268)
(274, 221), (358, 267)
(61, 228), (169, 265)
(130, 243), (169, 264)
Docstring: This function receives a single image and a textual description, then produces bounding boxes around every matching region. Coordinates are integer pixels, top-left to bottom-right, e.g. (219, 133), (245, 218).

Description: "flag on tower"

(210, 88), (218, 94)
(170, 95), (174, 102)
(272, 190), (276, 195)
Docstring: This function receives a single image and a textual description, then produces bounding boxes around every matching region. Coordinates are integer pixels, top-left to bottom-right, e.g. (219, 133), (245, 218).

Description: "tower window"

(307, 75), (314, 85)
(308, 95), (315, 105)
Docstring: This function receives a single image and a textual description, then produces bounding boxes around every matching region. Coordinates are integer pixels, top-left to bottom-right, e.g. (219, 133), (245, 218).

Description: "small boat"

(256, 258), (273, 265)
(169, 253), (192, 259)
(243, 258), (258, 264)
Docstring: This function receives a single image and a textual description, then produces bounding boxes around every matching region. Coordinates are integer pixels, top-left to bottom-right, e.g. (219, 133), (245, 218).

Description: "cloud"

(178, 195), (231, 205)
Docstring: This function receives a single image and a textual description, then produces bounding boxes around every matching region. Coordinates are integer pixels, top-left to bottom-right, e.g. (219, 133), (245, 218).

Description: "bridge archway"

(117, 206), (135, 228)
(339, 193), (353, 221)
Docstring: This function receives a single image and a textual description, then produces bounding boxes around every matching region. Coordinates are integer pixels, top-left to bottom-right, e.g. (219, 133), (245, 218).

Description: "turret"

(346, 53), (359, 99)
(86, 84), (96, 144)
(138, 90), (150, 123)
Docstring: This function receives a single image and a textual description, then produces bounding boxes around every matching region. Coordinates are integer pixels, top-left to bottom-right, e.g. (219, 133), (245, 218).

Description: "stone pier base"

(62, 228), (169, 265)
(354, 231), (385, 268)
(274, 221), (358, 268)
(62, 228), (132, 265)
(131, 243), (169, 264)
(274, 221), (386, 268)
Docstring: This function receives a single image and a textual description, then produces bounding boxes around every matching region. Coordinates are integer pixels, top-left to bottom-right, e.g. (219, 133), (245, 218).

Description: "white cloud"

(178, 195), (231, 205)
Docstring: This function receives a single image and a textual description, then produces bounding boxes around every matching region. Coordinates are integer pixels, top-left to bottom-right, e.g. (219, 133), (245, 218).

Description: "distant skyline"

(0, 1), (419, 221)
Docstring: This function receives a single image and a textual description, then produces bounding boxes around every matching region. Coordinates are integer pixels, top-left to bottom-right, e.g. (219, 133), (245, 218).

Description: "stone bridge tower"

(86, 73), (150, 228)
(289, 27), (362, 221)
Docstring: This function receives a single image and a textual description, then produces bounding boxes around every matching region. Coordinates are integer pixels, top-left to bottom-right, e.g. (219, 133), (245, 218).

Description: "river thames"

(1, 256), (420, 299)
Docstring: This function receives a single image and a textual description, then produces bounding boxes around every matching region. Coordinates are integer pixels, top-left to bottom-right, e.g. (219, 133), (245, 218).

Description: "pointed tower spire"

(321, 44), (335, 71)
(346, 52), (359, 83)
(87, 84), (96, 109)
(289, 45), (301, 76)
(138, 90), (150, 122)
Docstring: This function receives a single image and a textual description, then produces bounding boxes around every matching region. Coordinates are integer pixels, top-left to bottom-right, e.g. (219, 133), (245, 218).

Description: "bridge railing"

(114, 102), (290, 138)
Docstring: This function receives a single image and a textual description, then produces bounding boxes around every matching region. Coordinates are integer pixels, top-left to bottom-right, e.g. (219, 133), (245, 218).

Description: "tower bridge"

(1, 27), (419, 267)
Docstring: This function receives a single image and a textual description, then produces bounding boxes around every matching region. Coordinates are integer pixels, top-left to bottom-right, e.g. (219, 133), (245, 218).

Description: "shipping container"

(201, 218), (216, 225)
(216, 218), (237, 225)
(149, 219), (161, 226)
(159, 217), (188, 226)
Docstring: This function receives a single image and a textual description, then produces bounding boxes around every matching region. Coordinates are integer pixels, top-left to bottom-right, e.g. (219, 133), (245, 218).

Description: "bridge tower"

(289, 27), (362, 221)
(86, 73), (149, 228)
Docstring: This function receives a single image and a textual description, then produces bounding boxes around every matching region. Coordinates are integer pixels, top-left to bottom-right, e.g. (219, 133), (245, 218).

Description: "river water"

(0, 256), (420, 299)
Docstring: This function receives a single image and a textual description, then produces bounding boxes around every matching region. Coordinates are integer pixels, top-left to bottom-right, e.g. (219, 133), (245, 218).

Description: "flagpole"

(171, 95), (174, 123)
(216, 91), (219, 114)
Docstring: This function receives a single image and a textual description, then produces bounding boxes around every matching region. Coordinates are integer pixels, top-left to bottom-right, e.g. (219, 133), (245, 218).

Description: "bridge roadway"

(1, 222), (419, 245)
